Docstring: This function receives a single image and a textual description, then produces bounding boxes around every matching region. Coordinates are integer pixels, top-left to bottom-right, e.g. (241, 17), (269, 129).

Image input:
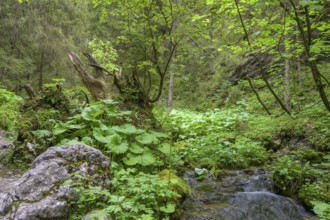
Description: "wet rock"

(0, 144), (111, 220)
(181, 169), (317, 220)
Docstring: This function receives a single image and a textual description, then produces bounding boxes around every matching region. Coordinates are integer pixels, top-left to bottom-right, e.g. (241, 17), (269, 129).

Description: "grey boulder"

(0, 144), (111, 220)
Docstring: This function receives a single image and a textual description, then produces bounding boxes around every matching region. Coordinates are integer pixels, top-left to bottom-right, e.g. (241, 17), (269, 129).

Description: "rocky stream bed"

(180, 168), (319, 220)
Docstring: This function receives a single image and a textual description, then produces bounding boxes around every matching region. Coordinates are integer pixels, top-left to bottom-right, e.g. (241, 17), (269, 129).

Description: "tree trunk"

(284, 57), (291, 111)
(167, 71), (174, 109)
(38, 52), (44, 90)
(68, 51), (111, 100)
(24, 83), (37, 99)
(247, 78), (271, 115)
(309, 60), (330, 111)
(166, 0), (178, 109)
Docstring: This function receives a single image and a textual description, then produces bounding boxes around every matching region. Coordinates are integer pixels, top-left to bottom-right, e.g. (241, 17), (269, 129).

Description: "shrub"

(0, 87), (22, 132)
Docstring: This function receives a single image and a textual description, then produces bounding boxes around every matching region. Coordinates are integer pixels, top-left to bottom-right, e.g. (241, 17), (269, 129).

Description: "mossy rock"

(13, 88), (73, 165)
(158, 169), (190, 200)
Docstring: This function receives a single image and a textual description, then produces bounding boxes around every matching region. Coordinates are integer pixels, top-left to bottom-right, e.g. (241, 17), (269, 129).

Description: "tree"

(279, 0), (330, 111)
(2, 0), (90, 92)
(68, 0), (192, 109)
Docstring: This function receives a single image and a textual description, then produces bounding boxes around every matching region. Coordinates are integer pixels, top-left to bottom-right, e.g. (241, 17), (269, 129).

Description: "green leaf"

(93, 127), (115, 144)
(123, 154), (140, 166)
(194, 168), (208, 176)
(53, 124), (67, 135)
(160, 203), (176, 213)
(136, 132), (159, 145)
(108, 134), (122, 145)
(150, 131), (168, 138)
(112, 142), (129, 154)
(157, 143), (172, 155)
(113, 124), (141, 135)
(140, 149), (156, 166)
(129, 143), (144, 154)
(81, 105), (103, 121)
(67, 124), (86, 129)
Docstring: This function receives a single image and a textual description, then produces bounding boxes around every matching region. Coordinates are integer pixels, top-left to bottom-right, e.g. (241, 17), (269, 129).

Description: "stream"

(180, 168), (319, 220)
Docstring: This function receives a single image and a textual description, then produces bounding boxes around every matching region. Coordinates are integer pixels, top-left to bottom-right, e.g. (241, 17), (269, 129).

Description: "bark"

(24, 83), (37, 99)
(247, 78), (271, 115)
(284, 57), (291, 111)
(68, 52), (111, 100)
(166, 0), (178, 109)
(167, 71), (174, 109)
(309, 60), (330, 111)
(38, 52), (44, 91)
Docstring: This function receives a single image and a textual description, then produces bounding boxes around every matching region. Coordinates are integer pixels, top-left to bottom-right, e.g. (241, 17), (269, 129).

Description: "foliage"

(89, 38), (119, 73)
(52, 100), (181, 171)
(299, 181), (330, 209)
(67, 168), (179, 220)
(157, 108), (269, 169)
(271, 155), (317, 196)
(0, 87), (22, 132)
(311, 202), (330, 220)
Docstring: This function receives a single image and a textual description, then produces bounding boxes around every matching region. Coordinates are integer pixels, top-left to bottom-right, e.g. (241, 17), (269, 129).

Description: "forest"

(0, 0), (329, 219)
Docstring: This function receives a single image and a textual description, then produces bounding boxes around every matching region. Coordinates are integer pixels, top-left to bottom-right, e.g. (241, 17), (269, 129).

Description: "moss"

(195, 184), (214, 192)
(12, 87), (73, 165)
(291, 148), (324, 163)
(158, 169), (190, 200)
(298, 181), (330, 209)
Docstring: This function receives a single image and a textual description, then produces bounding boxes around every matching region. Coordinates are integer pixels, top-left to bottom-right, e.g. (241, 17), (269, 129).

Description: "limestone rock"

(0, 137), (14, 166)
(0, 144), (111, 220)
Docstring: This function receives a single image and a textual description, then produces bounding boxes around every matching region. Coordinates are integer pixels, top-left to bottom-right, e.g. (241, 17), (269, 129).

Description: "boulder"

(0, 144), (111, 220)
(0, 137), (15, 167)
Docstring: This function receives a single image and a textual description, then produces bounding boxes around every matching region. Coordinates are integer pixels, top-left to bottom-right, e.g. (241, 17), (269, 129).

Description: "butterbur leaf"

(81, 106), (103, 121)
(140, 149), (156, 166)
(157, 143), (172, 155)
(93, 127), (114, 144)
(53, 124), (67, 135)
(129, 143), (144, 154)
(113, 124), (140, 135)
(150, 131), (168, 138)
(160, 203), (175, 213)
(108, 133), (122, 145)
(123, 155), (140, 166)
(112, 142), (129, 154)
(67, 124), (86, 129)
(136, 132), (159, 144)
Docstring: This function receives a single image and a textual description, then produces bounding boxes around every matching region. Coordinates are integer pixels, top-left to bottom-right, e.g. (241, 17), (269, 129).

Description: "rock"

(0, 144), (111, 220)
(158, 169), (190, 200)
(0, 137), (15, 167)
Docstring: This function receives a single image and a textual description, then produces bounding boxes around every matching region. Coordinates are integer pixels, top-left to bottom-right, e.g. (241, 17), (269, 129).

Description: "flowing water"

(180, 168), (318, 220)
